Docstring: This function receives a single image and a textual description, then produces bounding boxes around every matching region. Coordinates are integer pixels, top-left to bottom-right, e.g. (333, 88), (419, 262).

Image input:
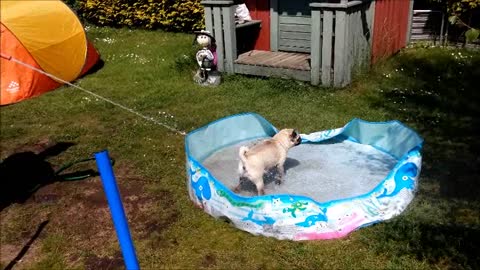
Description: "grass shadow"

(370, 48), (480, 201)
(364, 218), (480, 268)
(364, 47), (480, 268)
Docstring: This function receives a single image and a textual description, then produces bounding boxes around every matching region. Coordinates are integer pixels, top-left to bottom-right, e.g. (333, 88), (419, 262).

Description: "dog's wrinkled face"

(274, 129), (301, 149)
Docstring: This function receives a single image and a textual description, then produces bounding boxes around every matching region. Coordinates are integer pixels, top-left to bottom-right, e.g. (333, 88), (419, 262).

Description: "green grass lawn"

(1, 26), (479, 269)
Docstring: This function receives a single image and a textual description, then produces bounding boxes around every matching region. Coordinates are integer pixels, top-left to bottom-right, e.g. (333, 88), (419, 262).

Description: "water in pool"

(202, 137), (397, 203)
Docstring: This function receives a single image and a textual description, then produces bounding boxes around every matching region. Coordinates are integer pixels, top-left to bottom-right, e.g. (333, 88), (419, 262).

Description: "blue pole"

(95, 150), (140, 270)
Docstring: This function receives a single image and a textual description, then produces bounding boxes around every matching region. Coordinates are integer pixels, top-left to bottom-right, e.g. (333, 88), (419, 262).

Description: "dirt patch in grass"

(84, 252), (124, 270)
(201, 253), (217, 268)
(0, 139), (180, 268)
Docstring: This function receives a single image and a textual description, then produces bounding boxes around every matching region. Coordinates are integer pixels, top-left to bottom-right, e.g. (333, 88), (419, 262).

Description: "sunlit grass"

(1, 26), (479, 269)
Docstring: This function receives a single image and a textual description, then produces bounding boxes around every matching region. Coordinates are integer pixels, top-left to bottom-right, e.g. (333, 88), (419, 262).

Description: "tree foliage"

(448, 0), (480, 13)
(429, 0), (480, 13)
(432, 0), (480, 43)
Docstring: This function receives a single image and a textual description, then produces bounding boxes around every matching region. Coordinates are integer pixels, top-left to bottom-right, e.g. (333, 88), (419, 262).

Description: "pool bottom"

(202, 137), (397, 203)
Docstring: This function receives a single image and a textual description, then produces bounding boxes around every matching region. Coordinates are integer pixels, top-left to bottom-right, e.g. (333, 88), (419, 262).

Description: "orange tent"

(1, 0), (100, 105)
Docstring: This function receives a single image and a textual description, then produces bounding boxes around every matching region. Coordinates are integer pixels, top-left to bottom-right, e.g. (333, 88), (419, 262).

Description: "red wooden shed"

(372, 0), (413, 63)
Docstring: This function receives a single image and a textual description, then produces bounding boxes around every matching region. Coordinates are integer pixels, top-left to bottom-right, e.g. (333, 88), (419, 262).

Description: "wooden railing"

(202, 0), (237, 73)
(310, 0), (374, 86)
(202, 0), (375, 87)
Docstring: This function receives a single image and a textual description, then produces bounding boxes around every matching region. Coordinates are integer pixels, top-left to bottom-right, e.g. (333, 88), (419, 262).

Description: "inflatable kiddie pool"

(185, 113), (423, 240)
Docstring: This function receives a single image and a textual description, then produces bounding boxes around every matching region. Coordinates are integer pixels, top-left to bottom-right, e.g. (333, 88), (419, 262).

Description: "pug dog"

(235, 129), (302, 195)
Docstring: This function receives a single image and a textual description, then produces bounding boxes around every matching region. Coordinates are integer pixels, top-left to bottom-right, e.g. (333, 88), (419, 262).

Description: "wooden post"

(223, 5), (237, 73)
(406, 0), (414, 45)
(205, 6), (213, 33)
(270, 0), (279, 51)
(213, 7), (224, 71)
(334, 10), (349, 87)
(370, 0), (376, 49)
(201, 0), (236, 73)
(321, 10), (333, 86)
(310, 8), (322, 85)
(311, 0), (374, 87)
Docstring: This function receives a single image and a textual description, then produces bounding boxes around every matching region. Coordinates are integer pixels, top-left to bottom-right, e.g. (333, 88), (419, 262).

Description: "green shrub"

(73, 0), (204, 32)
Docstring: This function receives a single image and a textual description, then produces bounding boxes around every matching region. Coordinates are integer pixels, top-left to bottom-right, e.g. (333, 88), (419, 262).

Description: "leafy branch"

(449, 15), (480, 43)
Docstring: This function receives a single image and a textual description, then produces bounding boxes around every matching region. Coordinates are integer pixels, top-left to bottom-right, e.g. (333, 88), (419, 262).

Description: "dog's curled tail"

(238, 146), (249, 175)
(238, 146), (249, 165)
